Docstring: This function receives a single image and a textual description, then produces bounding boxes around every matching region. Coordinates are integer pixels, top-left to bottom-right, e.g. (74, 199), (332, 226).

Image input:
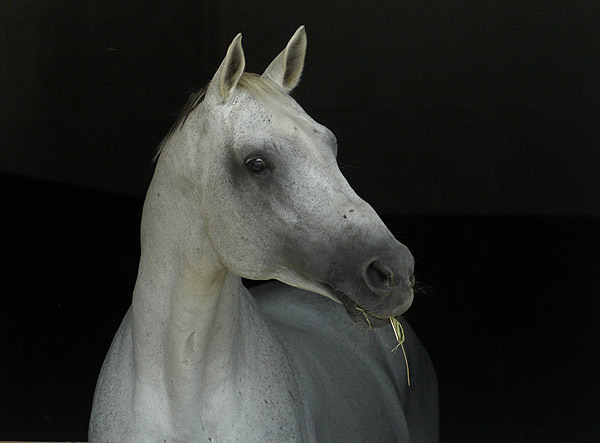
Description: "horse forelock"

(153, 73), (289, 162)
(237, 72), (289, 103)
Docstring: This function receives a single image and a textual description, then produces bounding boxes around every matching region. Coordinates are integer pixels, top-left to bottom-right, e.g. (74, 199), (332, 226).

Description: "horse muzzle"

(321, 242), (415, 329)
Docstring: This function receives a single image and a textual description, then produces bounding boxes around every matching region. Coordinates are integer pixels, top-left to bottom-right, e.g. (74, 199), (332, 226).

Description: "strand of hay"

(356, 306), (373, 328)
(390, 317), (411, 386)
(355, 307), (411, 386)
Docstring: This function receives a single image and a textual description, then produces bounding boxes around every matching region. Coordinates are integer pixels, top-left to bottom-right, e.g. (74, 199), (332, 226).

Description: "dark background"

(2, 1), (599, 441)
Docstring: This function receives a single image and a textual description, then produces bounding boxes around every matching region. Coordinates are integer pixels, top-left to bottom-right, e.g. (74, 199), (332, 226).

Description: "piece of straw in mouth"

(390, 317), (411, 386)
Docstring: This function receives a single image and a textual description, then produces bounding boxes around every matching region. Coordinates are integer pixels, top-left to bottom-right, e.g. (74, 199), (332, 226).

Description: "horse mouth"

(312, 280), (387, 329)
(314, 281), (401, 329)
(332, 290), (391, 329)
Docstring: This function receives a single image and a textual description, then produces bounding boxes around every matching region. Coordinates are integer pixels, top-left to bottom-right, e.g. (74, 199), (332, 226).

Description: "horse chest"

(91, 311), (308, 442)
(91, 310), (409, 443)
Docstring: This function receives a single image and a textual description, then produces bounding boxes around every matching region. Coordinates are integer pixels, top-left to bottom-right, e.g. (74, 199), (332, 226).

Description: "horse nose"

(363, 260), (394, 295)
(363, 254), (414, 296)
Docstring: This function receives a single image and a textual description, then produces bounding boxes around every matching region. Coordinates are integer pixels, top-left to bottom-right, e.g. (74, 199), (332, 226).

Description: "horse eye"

(245, 156), (268, 172)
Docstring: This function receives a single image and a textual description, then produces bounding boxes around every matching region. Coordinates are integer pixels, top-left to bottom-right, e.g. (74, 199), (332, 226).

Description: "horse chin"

(332, 290), (392, 330)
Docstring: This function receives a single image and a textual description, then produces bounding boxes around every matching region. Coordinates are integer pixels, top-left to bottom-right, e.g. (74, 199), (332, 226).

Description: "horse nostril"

(364, 260), (394, 295)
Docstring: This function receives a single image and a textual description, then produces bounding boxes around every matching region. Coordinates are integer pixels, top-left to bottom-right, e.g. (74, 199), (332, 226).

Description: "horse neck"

(130, 154), (273, 412)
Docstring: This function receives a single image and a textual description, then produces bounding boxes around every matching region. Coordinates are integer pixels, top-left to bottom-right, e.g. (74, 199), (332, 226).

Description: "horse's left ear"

(208, 33), (246, 103)
(262, 26), (307, 93)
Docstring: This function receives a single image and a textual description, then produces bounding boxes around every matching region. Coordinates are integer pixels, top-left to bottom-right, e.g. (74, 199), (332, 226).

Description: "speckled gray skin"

(89, 27), (438, 443)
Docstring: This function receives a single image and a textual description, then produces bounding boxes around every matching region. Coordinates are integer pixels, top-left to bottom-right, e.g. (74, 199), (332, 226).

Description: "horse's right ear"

(207, 33), (245, 103)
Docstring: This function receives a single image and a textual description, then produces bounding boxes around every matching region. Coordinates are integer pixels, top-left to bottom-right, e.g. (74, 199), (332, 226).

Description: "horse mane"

(152, 87), (206, 163)
(153, 73), (287, 162)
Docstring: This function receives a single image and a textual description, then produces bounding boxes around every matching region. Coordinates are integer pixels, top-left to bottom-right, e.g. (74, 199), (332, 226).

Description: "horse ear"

(208, 33), (245, 103)
(262, 26), (307, 93)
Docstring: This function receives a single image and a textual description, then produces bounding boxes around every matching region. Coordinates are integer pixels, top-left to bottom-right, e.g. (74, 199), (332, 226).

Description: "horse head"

(160, 27), (415, 328)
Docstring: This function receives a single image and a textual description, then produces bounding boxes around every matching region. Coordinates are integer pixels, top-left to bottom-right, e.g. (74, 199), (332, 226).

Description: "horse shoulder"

(252, 282), (425, 441)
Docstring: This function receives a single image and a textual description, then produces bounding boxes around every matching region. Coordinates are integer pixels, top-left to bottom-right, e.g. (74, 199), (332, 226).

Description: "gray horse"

(89, 27), (438, 442)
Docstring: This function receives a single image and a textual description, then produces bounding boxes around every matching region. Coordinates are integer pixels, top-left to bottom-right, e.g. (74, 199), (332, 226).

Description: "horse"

(89, 27), (438, 443)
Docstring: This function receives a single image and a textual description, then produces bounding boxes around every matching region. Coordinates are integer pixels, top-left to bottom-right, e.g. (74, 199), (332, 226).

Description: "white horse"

(89, 27), (438, 443)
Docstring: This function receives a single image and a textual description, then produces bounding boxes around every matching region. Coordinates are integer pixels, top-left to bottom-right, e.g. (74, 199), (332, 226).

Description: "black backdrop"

(2, 1), (599, 442)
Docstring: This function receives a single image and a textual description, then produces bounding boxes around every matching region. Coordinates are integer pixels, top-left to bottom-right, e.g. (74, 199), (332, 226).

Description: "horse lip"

(315, 281), (390, 329)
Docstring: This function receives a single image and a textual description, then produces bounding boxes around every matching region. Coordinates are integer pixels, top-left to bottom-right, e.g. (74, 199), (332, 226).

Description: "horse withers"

(89, 27), (438, 442)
